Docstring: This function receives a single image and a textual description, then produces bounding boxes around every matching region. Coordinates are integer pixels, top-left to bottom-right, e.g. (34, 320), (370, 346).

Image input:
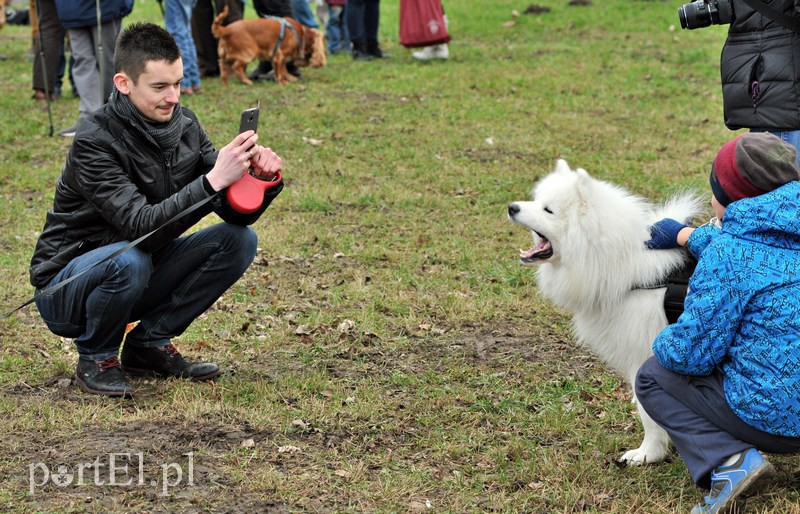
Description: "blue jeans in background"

(291, 0), (319, 27)
(165, 0), (201, 90)
(35, 223), (257, 360)
(767, 130), (800, 166)
(326, 5), (350, 53)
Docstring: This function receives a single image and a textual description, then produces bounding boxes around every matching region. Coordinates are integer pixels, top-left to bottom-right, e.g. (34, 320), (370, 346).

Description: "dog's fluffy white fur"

(508, 159), (705, 464)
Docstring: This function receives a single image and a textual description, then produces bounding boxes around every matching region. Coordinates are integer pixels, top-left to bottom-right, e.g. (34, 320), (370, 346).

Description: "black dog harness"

(635, 255), (697, 324)
(662, 257), (696, 323)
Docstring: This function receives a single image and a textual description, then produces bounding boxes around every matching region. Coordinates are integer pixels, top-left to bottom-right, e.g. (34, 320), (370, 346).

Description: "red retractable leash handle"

(226, 169), (282, 214)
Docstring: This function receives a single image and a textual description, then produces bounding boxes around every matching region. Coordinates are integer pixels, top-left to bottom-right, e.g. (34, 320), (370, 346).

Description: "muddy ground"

(3, 317), (610, 513)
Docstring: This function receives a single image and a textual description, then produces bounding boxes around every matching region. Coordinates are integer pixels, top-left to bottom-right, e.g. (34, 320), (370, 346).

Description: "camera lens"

(679, 0), (712, 30)
(678, 6), (690, 29)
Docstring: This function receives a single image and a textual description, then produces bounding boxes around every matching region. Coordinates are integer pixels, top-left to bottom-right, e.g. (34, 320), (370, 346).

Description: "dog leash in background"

(1, 194), (217, 320)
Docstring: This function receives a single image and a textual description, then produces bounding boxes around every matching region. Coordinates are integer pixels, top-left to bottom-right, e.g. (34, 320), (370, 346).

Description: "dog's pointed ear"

(554, 159), (572, 174)
(575, 168), (593, 205)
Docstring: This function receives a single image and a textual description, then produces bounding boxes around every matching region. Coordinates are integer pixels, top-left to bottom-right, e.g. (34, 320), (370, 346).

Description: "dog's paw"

(618, 445), (668, 466)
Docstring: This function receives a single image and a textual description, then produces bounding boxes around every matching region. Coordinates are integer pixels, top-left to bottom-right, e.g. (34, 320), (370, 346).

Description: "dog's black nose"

(508, 203), (520, 217)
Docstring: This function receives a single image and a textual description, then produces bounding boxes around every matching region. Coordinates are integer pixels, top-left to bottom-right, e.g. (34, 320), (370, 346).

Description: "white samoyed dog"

(508, 159), (705, 465)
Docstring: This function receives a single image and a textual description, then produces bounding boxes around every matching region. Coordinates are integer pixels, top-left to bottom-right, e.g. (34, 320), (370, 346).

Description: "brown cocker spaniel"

(212, 6), (327, 86)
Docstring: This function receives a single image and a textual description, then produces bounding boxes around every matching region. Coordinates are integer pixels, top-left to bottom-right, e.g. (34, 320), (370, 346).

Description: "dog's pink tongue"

(520, 239), (549, 258)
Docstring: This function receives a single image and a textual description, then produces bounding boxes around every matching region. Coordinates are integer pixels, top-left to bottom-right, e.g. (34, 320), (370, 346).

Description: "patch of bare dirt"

(524, 4), (551, 14)
(5, 416), (291, 513)
(453, 325), (606, 376)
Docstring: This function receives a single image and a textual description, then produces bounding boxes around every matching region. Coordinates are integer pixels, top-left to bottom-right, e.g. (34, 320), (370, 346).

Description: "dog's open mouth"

(519, 231), (553, 263)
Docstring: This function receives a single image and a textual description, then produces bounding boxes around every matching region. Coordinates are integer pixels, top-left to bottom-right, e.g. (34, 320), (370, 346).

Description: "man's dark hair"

(114, 22), (181, 83)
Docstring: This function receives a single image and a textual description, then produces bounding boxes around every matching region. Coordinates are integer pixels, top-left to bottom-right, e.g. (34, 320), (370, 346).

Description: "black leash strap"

(741, 0), (800, 33)
(1, 194), (217, 320)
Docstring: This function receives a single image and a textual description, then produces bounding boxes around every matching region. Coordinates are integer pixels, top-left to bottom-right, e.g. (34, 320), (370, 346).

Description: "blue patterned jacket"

(653, 180), (800, 437)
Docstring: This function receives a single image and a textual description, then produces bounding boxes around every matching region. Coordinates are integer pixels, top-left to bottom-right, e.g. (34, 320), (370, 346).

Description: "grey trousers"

(67, 18), (122, 119)
(635, 356), (800, 488)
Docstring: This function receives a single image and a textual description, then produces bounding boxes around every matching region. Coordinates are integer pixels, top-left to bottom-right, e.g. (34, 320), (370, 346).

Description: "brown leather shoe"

(121, 343), (221, 381)
(32, 89), (51, 101)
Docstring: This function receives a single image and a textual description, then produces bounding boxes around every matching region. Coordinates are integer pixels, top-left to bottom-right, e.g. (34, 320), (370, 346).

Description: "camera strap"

(741, 0), (800, 33)
(0, 193), (217, 320)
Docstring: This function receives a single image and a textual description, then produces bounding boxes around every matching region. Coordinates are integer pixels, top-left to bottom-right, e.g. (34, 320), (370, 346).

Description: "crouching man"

(29, 22), (283, 397)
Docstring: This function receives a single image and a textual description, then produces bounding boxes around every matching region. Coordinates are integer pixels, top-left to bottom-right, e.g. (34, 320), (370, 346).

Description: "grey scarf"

(108, 87), (186, 158)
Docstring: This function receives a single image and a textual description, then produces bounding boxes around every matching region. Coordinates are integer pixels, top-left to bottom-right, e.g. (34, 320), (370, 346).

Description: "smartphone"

(239, 106), (259, 135)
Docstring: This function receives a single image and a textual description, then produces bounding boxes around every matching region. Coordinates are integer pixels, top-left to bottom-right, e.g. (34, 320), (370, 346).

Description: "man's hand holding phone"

(214, 105), (283, 214)
(236, 104), (281, 181)
(205, 130), (261, 191)
(206, 104), (282, 192)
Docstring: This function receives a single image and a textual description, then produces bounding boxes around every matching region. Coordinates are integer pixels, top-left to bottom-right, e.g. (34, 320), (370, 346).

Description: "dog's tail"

(211, 5), (229, 39)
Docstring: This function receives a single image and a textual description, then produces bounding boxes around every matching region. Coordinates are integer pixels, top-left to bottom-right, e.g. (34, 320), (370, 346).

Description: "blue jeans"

(291, 0), (319, 28)
(165, 0), (201, 89)
(35, 223), (257, 360)
(346, 0), (380, 44)
(326, 5), (350, 53)
(767, 130), (800, 166)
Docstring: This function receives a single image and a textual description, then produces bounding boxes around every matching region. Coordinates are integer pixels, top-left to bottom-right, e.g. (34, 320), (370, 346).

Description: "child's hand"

(645, 218), (690, 249)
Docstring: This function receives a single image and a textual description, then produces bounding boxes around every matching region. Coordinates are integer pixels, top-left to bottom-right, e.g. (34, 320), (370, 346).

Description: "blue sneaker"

(691, 448), (776, 514)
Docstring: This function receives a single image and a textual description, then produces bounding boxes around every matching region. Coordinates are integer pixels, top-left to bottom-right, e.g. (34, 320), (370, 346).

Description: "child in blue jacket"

(637, 132), (800, 514)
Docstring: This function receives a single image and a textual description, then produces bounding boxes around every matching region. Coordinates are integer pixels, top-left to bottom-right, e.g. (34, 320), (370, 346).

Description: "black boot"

(75, 356), (133, 397)
(248, 60), (274, 82)
(121, 343), (221, 381)
(351, 40), (373, 61)
(287, 61), (302, 78)
(366, 40), (390, 59)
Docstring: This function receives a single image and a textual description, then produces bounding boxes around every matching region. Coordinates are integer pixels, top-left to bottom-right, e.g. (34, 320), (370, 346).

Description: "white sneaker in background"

(58, 123), (79, 137)
(412, 44), (449, 61)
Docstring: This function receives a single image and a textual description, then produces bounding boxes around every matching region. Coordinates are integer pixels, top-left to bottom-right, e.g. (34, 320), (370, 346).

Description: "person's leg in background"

(347, 0), (369, 59)
(61, 27), (95, 135)
(363, 0), (386, 58)
(192, 0), (220, 77)
(31, 0), (65, 101)
(315, 0), (328, 26)
(412, 3), (448, 61)
(325, 3), (349, 54)
(290, 0), (318, 27)
(60, 17), (120, 136)
(192, 0), (244, 78)
(250, 0), (299, 80)
(97, 18), (120, 103)
(165, 0), (201, 94)
(767, 130), (800, 166)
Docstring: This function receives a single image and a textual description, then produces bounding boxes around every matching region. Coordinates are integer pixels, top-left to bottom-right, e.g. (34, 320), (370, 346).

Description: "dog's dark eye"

(544, 206), (554, 214)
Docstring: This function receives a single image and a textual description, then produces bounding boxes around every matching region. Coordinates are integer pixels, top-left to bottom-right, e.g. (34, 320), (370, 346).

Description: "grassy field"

(2, 0), (800, 512)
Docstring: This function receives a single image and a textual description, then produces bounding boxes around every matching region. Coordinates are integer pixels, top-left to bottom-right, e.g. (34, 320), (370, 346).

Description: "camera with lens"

(678, 0), (734, 30)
